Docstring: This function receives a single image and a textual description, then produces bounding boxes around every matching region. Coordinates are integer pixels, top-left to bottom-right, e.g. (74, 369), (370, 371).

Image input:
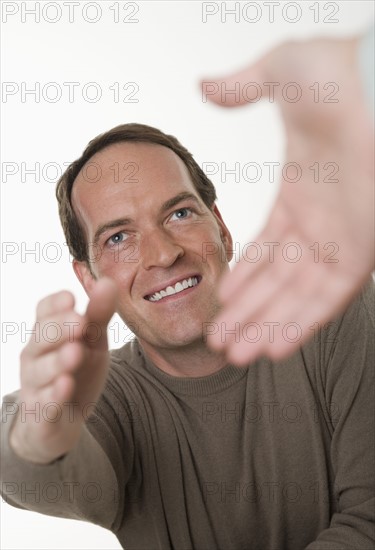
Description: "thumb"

(200, 47), (280, 107)
(84, 277), (118, 346)
(200, 57), (270, 108)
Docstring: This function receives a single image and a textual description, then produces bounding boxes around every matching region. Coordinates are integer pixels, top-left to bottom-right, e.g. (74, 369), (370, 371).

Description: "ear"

(212, 204), (233, 262)
(73, 259), (97, 297)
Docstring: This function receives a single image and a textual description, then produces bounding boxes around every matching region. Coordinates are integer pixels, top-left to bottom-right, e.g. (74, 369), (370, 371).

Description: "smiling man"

(70, 137), (233, 376)
(1, 124), (374, 550)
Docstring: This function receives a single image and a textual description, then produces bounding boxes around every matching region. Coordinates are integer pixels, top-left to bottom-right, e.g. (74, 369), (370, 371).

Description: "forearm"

(1, 391), (119, 529)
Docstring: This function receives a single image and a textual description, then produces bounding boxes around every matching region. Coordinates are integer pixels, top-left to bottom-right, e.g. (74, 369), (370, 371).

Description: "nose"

(140, 228), (184, 270)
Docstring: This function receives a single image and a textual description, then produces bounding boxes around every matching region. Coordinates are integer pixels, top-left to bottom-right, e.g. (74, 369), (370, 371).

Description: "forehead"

(71, 141), (200, 233)
(73, 141), (194, 193)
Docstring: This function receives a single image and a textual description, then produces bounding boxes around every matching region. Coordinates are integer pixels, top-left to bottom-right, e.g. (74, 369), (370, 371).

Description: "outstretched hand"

(203, 37), (374, 364)
(11, 277), (118, 463)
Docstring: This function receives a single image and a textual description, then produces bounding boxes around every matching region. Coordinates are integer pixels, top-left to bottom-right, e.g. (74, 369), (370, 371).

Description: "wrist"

(9, 415), (61, 465)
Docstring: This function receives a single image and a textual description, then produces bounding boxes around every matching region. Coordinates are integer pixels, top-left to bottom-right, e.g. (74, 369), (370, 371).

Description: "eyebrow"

(93, 191), (201, 246)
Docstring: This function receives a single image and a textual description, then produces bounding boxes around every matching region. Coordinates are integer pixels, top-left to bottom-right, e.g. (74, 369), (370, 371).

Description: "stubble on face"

(71, 142), (232, 356)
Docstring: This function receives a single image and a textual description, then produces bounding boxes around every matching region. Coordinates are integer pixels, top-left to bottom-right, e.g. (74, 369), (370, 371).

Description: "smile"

(145, 276), (200, 302)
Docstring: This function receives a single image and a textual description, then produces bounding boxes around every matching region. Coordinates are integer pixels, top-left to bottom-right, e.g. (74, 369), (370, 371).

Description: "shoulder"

(299, 277), (374, 394)
(325, 277), (374, 351)
(301, 277), (374, 359)
(105, 338), (164, 405)
(109, 338), (144, 370)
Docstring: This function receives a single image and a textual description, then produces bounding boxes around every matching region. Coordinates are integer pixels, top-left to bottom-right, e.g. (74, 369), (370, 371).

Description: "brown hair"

(56, 123), (217, 264)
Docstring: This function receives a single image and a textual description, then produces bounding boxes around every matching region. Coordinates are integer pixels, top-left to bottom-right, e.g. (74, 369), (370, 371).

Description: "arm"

(0, 278), (128, 530)
(1, 390), (120, 529)
(306, 280), (375, 549)
(204, 34), (374, 366)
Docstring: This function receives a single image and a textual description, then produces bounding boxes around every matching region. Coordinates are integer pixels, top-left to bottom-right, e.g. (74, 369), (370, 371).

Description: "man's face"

(72, 142), (233, 350)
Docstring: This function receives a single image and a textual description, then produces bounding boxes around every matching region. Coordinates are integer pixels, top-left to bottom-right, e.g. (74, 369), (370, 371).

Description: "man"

(1, 124), (374, 549)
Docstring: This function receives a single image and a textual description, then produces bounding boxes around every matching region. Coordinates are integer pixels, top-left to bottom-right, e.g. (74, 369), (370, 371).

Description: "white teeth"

(148, 277), (199, 302)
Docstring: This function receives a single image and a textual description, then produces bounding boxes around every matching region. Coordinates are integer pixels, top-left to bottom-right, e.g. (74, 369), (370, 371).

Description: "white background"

(1, 1), (373, 548)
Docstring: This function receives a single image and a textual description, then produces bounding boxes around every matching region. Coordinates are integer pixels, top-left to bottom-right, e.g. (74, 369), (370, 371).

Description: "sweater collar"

(133, 339), (249, 397)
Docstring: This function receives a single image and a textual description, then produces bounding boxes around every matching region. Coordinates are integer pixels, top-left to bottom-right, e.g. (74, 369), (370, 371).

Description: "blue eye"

(107, 231), (127, 247)
(171, 207), (191, 221)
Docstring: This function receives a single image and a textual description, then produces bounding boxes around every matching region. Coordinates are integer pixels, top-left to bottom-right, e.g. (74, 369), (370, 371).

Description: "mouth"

(144, 275), (201, 303)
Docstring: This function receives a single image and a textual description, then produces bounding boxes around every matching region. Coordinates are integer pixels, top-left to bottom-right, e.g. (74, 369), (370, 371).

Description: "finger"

(36, 290), (75, 322)
(200, 45), (281, 108)
(277, 272), (359, 359)
(201, 64), (265, 108)
(22, 342), (85, 390)
(224, 283), (304, 366)
(209, 258), (299, 356)
(230, 247), (299, 315)
(84, 277), (118, 348)
(209, 256), (299, 352)
(222, 262), (336, 365)
(36, 371), (77, 408)
(212, 225), (307, 355)
(23, 310), (84, 360)
(218, 252), (268, 307)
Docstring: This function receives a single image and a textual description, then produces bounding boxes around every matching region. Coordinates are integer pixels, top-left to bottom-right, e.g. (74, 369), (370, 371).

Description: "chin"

(151, 322), (205, 350)
(135, 304), (219, 349)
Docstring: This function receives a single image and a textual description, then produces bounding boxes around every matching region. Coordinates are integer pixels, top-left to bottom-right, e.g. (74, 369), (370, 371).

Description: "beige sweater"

(1, 282), (374, 550)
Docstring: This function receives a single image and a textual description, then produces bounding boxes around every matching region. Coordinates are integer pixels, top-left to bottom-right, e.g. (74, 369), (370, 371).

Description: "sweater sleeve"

(0, 372), (132, 532)
(305, 280), (375, 549)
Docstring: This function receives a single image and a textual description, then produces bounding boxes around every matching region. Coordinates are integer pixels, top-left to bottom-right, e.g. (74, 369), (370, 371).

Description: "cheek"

(190, 224), (223, 253)
(96, 242), (140, 268)
(95, 251), (137, 290)
(199, 231), (229, 267)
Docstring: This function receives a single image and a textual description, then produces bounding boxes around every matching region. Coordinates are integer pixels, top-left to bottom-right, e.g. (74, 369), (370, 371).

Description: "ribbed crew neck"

(134, 340), (248, 397)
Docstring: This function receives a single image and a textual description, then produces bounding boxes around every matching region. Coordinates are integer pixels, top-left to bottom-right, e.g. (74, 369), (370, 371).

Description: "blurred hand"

(203, 37), (374, 364)
(10, 278), (118, 463)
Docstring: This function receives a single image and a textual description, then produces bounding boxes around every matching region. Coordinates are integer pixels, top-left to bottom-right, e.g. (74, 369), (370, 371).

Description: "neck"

(138, 338), (228, 378)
